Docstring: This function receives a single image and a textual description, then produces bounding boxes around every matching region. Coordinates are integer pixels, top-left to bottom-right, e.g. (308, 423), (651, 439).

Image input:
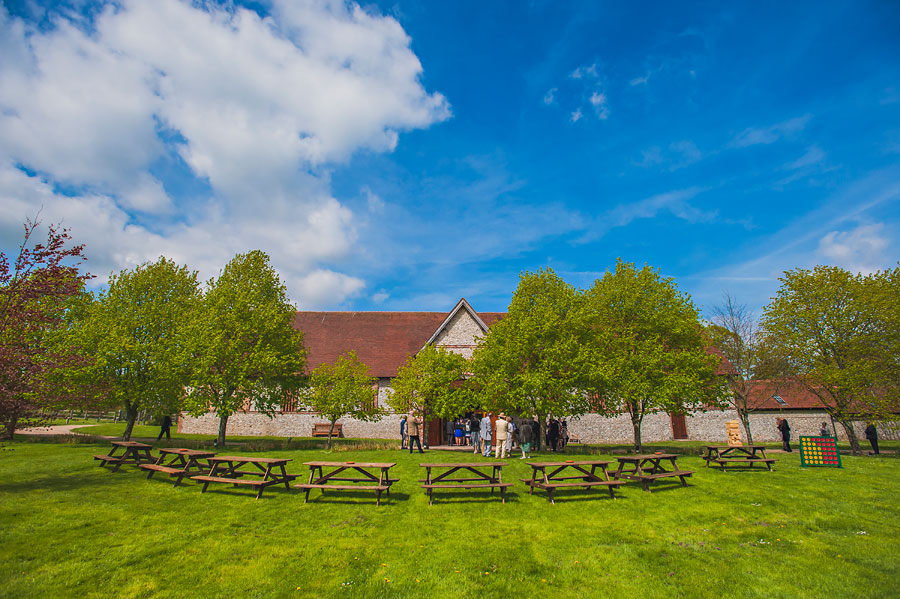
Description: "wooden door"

(426, 418), (442, 446)
(670, 413), (688, 440)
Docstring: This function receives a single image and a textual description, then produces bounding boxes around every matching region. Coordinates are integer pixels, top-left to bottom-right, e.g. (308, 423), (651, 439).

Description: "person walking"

(559, 419), (569, 451)
(157, 415), (172, 441)
(407, 412), (424, 453)
(519, 418), (533, 459)
(494, 413), (509, 459)
(865, 423), (880, 454)
(480, 412), (493, 457)
(400, 415), (408, 449)
(777, 418), (792, 452)
(469, 413), (481, 454)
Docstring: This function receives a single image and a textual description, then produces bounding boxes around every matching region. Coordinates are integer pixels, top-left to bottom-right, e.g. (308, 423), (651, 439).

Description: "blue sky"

(1, 1), (898, 317)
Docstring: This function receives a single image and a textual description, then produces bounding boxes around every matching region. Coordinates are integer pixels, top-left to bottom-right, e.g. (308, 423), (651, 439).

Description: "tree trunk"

(326, 419), (336, 450)
(738, 409), (754, 445)
(631, 413), (643, 454)
(837, 418), (861, 454)
(0, 415), (17, 440)
(536, 411), (546, 452)
(217, 414), (228, 448)
(122, 405), (139, 441)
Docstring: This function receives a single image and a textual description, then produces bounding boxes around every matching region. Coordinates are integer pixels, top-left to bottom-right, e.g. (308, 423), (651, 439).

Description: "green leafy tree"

(76, 257), (199, 440)
(185, 250), (305, 447)
(582, 259), (723, 453)
(386, 344), (469, 441)
(760, 265), (900, 453)
(308, 351), (381, 449)
(471, 268), (589, 449)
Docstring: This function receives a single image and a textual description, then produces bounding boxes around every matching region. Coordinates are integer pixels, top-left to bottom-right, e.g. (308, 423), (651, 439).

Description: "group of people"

(399, 412), (572, 458)
(777, 417), (880, 454)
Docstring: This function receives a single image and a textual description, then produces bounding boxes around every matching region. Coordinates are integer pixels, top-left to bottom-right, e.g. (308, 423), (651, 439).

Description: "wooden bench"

(312, 423), (342, 437)
(294, 483), (391, 506)
(706, 458), (775, 471)
(93, 454), (124, 465)
(422, 482), (514, 505)
(630, 470), (693, 492)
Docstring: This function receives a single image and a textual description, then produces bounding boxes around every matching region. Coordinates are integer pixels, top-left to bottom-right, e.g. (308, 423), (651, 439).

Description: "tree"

(0, 219), (89, 439)
(760, 265), (900, 453)
(471, 268), (588, 450)
(581, 259), (723, 453)
(76, 257), (199, 440)
(706, 293), (763, 444)
(185, 250), (305, 447)
(386, 344), (469, 441)
(308, 351), (381, 449)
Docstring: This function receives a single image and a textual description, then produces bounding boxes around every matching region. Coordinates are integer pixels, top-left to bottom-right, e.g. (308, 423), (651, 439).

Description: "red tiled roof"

(293, 311), (505, 377)
(747, 380), (829, 410)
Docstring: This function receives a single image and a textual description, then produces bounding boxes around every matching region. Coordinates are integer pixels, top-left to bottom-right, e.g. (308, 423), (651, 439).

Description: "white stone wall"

(180, 410), (404, 440)
(433, 309), (483, 359)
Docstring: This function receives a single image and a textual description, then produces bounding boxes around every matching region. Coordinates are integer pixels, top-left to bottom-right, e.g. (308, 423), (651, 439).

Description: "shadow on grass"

(301, 490), (412, 506)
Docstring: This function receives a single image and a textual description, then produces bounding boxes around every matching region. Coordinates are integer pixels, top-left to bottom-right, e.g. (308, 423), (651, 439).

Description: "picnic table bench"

(93, 441), (154, 472)
(312, 423), (342, 437)
(521, 460), (625, 504)
(419, 462), (513, 505)
(191, 456), (296, 500)
(295, 461), (397, 506)
(702, 445), (775, 471)
(613, 454), (693, 493)
(139, 448), (216, 486)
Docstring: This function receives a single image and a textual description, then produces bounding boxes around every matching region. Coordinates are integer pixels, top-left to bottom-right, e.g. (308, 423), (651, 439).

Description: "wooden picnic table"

(295, 461), (397, 506)
(191, 456), (296, 500)
(613, 454), (694, 493)
(139, 448), (216, 486)
(419, 462), (513, 505)
(522, 460), (625, 504)
(92, 441), (154, 472)
(702, 445), (775, 471)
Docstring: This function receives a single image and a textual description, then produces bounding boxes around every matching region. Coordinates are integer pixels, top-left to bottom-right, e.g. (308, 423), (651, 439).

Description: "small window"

(772, 395), (787, 405)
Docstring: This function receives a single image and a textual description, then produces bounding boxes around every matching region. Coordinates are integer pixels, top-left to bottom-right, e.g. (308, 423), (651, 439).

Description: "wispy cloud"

(629, 75), (649, 86)
(635, 140), (704, 171)
(570, 62), (598, 79)
(589, 91), (609, 120)
(730, 115), (812, 147)
(543, 88), (557, 105)
(570, 108), (583, 122)
(818, 223), (889, 274)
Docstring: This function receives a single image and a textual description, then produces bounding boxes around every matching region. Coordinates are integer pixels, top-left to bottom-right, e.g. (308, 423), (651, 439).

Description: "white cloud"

(543, 87), (557, 105)
(589, 91), (609, 120)
(629, 75), (649, 86)
(293, 268), (365, 308)
(0, 0), (449, 307)
(784, 146), (826, 171)
(731, 115), (811, 148)
(818, 224), (889, 274)
(372, 289), (390, 304)
(570, 108), (583, 123)
(570, 63), (598, 79)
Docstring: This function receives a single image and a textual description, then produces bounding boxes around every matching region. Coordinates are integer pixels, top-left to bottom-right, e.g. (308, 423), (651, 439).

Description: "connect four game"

(799, 436), (842, 468)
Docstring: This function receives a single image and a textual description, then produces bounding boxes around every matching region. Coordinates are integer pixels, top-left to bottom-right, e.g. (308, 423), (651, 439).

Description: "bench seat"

(421, 482), (513, 505)
(295, 483), (390, 506)
(632, 470), (694, 480)
(520, 479), (624, 488)
(93, 454), (123, 463)
(192, 475), (268, 486)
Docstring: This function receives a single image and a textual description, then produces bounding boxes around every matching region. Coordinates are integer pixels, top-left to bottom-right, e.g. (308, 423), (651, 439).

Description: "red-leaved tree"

(0, 219), (91, 439)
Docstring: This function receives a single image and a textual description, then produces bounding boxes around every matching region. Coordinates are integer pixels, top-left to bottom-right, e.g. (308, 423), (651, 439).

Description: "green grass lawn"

(0, 439), (897, 599)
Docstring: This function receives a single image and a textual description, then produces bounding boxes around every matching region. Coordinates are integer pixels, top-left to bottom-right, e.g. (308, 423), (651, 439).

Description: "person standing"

(819, 421), (830, 437)
(407, 412), (424, 453)
(494, 413), (509, 459)
(469, 413), (481, 454)
(547, 418), (560, 452)
(480, 412), (493, 457)
(865, 423), (880, 454)
(400, 415), (408, 449)
(777, 418), (792, 452)
(505, 416), (515, 455)
(157, 415), (172, 441)
(559, 419), (569, 451)
(519, 418), (533, 459)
